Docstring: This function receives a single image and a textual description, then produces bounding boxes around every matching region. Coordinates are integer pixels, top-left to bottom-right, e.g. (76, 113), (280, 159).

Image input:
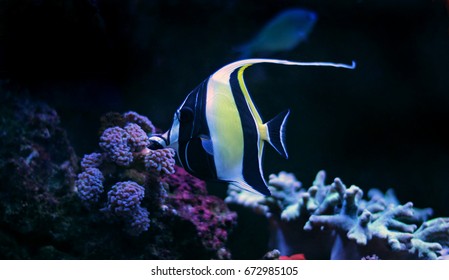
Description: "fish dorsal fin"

(208, 58), (355, 156)
(209, 59), (356, 85)
(266, 109), (290, 159)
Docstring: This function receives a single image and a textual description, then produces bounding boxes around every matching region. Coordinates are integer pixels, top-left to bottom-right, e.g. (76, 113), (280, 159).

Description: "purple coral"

(75, 167), (104, 202)
(124, 123), (150, 152)
(99, 121), (155, 167)
(144, 148), (176, 176)
(106, 181), (151, 235)
(126, 206), (151, 236)
(75, 111), (236, 251)
(99, 127), (133, 166)
(107, 181), (145, 214)
(124, 111), (156, 134)
(76, 111), (163, 237)
(80, 152), (103, 170)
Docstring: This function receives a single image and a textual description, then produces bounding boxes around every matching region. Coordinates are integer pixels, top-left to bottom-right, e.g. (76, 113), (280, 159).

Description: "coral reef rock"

(0, 89), (236, 259)
(0, 87), (78, 259)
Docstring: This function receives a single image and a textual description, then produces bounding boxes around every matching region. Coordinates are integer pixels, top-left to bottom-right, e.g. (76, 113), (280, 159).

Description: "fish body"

(237, 9), (317, 58)
(152, 59), (355, 196)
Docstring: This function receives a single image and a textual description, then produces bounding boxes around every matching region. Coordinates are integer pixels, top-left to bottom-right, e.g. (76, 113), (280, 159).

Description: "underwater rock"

(0, 86), (78, 258)
(226, 170), (449, 260)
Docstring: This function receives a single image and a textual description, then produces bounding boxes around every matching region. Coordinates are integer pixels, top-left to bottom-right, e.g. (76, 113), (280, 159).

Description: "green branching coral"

(225, 170), (448, 259)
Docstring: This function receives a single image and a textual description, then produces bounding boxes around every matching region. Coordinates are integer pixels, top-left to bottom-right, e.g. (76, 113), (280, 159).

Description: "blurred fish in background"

(235, 8), (317, 58)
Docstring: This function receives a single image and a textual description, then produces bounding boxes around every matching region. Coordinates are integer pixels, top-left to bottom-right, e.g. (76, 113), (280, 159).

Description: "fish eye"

(179, 107), (194, 123)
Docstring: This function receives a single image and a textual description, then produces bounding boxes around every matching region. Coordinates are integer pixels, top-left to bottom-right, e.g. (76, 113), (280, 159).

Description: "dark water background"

(1, 0), (449, 258)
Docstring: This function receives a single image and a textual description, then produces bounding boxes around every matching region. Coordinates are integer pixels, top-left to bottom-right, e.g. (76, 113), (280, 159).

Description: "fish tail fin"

(266, 109), (290, 159)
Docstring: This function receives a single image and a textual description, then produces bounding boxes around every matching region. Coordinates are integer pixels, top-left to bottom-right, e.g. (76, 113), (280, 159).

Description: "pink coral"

(163, 166), (237, 251)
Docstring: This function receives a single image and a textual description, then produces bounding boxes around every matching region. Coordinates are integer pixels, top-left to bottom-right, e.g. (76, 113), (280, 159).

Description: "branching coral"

(411, 218), (449, 259)
(225, 171), (304, 219)
(225, 170), (448, 259)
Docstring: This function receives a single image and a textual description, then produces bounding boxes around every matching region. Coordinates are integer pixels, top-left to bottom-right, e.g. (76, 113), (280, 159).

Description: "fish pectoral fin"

(266, 109), (290, 159)
(200, 137), (214, 156)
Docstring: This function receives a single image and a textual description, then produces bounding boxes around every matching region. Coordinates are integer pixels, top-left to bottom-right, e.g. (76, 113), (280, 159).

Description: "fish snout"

(148, 135), (168, 150)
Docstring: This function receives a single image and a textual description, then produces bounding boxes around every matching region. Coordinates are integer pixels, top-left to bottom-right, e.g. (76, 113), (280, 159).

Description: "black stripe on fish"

(229, 69), (270, 196)
(177, 79), (217, 179)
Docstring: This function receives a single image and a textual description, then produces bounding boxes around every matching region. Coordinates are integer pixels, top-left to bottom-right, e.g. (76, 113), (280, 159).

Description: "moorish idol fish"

(149, 59), (355, 196)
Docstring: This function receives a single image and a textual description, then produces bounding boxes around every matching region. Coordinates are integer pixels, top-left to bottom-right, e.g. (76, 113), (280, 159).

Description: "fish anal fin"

(230, 180), (271, 196)
(266, 109), (290, 159)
